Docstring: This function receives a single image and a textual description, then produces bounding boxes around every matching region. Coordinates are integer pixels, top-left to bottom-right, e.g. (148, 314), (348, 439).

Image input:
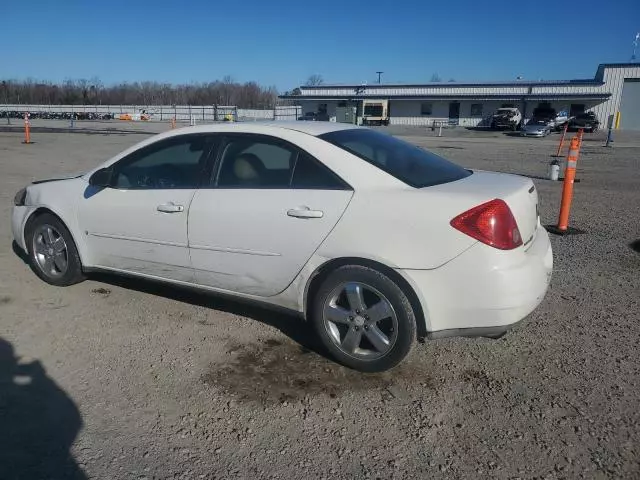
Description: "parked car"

(568, 112), (600, 132)
(521, 119), (552, 137)
(298, 112), (329, 122)
(531, 107), (569, 131)
(298, 112), (319, 121)
(12, 123), (552, 372)
(490, 107), (522, 130)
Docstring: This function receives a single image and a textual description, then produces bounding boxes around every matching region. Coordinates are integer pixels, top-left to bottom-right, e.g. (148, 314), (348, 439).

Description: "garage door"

(619, 79), (640, 130)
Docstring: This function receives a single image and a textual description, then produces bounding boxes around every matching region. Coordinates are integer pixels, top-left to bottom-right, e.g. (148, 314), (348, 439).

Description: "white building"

(282, 63), (640, 130)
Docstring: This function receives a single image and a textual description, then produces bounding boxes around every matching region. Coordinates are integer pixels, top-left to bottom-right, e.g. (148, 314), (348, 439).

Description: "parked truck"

(490, 107), (522, 130)
(362, 99), (389, 126)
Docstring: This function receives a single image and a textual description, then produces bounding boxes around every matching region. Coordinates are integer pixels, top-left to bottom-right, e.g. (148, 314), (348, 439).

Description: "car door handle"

(157, 203), (184, 213)
(287, 206), (324, 219)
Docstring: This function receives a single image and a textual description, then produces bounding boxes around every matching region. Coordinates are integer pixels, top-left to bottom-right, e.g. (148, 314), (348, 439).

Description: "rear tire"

(310, 265), (416, 372)
(25, 213), (85, 286)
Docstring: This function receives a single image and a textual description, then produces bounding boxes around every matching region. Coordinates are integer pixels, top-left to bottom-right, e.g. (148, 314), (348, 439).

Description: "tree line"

(0, 77), (279, 108)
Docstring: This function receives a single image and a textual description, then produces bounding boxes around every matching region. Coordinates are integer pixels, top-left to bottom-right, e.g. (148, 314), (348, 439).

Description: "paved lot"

(1, 122), (639, 479)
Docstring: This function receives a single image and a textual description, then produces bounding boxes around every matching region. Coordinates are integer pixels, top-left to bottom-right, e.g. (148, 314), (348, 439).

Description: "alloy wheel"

(322, 282), (398, 360)
(32, 224), (68, 279)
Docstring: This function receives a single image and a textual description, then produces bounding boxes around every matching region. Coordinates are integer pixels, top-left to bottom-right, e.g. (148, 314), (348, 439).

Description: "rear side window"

(291, 153), (345, 189)
(320, 129), (471, 188)
(215, 135), (349, 190)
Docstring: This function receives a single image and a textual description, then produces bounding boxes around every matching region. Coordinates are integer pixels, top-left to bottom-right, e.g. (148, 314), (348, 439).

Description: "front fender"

(22, 178), (90, 266)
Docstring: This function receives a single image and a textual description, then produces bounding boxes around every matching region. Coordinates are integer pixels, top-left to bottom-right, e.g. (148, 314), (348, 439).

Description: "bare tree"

(430, 73), (442, 82)
(0, 76), (281, 108)
(304, 74), (324, 86)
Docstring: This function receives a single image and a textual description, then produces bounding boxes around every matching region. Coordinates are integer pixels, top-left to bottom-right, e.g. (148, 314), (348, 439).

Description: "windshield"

(529, 119), (547, 126)
(319, 129), (471, 188)
(364, 105), (384, 117)
(496, 109), (515, 114)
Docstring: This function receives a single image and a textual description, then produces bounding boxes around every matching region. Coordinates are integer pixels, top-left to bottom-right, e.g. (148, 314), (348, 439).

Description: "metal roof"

(596, 62), (640, 68)
(298, 79), (603, 89)
(280, 93), (612, 100)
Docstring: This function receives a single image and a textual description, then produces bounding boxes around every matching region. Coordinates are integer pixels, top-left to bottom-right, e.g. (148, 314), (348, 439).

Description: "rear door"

(187, 134), (353, 296)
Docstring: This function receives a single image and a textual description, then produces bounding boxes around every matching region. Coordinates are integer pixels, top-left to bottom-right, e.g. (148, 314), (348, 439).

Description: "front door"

(448, 102), (460, 125)
(188, 134), (353, 296)
(78, 134), (214, 282)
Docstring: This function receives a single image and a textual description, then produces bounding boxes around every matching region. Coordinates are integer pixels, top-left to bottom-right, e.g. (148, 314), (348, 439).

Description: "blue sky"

(2, 0), (639, 91)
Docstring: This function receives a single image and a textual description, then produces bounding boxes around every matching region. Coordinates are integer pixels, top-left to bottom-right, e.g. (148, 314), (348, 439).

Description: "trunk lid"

(429, 170), (539, 249)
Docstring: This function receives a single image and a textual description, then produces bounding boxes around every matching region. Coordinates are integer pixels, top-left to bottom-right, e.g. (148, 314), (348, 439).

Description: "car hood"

(524, 124), (546, 130)
(31, 173), (84, 185)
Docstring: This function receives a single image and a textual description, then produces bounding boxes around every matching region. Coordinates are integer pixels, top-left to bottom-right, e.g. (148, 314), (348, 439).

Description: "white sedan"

(12, 122), (553, 372)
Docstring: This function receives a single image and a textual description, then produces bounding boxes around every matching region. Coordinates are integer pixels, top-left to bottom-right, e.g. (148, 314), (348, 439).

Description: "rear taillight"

(450, 199), (522, 250)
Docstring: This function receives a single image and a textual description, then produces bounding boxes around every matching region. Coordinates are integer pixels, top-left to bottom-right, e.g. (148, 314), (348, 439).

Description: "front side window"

(216, 136), (348, 190)
(320, 129), (471, 188)
(112, 135), (211, 189)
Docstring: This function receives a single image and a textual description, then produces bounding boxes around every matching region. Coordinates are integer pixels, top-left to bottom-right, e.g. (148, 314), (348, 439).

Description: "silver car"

(521, 119), (552, 137)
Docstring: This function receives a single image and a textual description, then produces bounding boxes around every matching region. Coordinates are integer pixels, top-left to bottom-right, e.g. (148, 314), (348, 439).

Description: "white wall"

(0, 104), (301, 122)
(592, 66), (640, 129)
(389, 100), (520, 127)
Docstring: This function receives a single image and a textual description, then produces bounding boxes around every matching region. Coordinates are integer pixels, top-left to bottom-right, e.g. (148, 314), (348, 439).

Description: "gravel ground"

(0, 123), (639, 479)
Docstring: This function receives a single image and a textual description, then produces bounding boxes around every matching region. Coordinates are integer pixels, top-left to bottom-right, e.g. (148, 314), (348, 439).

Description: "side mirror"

(89, 168), (112, 187)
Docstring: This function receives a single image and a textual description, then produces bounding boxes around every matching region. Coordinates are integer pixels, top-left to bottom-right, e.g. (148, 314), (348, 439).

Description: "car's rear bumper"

(400, 224), (553, 335)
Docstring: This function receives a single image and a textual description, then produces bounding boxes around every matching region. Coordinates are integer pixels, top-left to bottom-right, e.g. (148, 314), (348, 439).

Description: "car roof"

(169, 121), (364, 137)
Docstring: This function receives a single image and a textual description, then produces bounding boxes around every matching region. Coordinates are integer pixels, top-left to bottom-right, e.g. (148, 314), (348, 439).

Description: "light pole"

(376, 71), (384, 84)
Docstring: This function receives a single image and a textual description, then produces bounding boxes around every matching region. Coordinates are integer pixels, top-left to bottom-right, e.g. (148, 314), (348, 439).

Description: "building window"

(470, 103), (483, 117)
(421, 103), (433, 115)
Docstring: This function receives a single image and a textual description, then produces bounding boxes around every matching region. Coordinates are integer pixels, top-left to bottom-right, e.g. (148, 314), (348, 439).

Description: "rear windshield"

(320, 129), (471, 188)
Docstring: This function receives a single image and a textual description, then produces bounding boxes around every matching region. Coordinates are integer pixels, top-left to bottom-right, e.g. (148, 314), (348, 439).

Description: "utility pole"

(376, 71), (383, 84)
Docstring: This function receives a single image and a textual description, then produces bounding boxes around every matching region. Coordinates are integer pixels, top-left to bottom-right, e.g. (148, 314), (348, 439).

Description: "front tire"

(310, 265), (416, 372)
(25, 213), (85, 286)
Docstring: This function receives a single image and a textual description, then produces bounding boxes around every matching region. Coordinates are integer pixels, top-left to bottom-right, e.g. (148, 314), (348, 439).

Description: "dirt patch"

(0, 295), (12, 305)
(461, 368), (504, 389)
(203, 338), (434, 404)
(91, 287), (111, 295)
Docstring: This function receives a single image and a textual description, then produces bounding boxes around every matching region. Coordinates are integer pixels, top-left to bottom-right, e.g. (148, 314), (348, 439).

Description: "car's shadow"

(12, 240), (324, 356)
(95, 271), (327, 356)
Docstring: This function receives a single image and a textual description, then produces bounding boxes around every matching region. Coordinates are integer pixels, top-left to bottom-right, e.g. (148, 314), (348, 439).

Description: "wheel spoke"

(341, 327), (362, 353)
(345, 283), (366, 312)
(324, 303), (351, 325)
(45, 227), (55, 245)
(43, 255), (55, 273)
(52, 237), (66, 253)
(364, 325), (390, 352)
(53, 253), (67, 272)
(366, 299), (393, 323)
(34, 239), (47, 255)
